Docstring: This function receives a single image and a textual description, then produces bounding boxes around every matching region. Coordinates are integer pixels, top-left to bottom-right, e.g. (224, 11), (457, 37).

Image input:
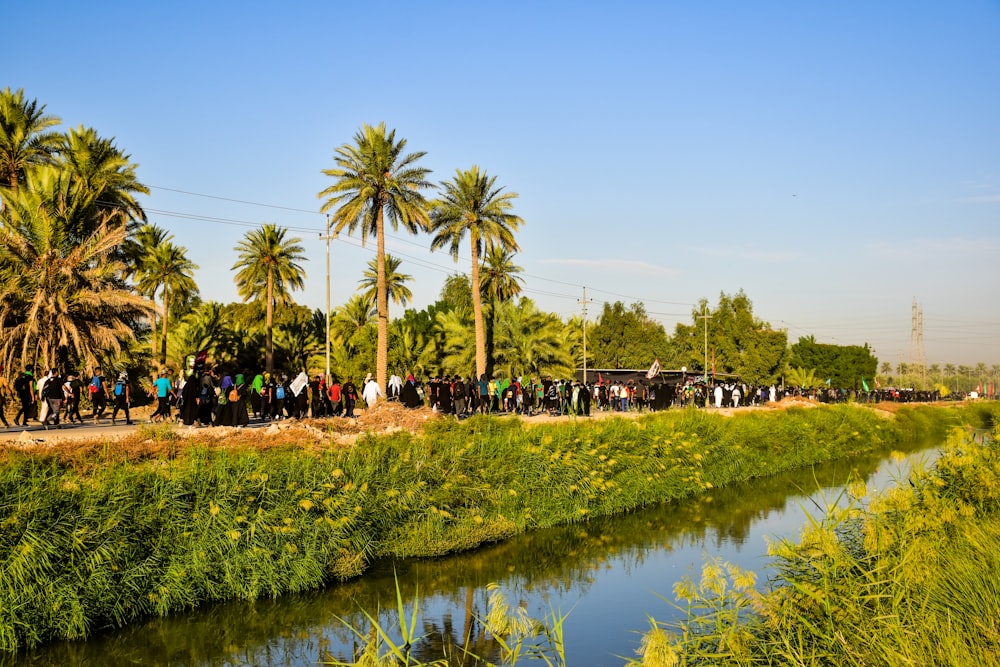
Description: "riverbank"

(630, 402), (1000, 666)
(0, 403), (988, 651)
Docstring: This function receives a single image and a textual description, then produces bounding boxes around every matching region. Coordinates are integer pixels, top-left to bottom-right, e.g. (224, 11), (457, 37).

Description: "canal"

(7, 437), (941, 666)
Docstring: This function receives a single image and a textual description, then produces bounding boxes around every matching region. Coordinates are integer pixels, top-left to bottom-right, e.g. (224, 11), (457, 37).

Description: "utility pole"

(698, 303), (711, 407)
(698, 303), (711, 382)
(319, 215), (336, 381)
(578, 287), (595, 384)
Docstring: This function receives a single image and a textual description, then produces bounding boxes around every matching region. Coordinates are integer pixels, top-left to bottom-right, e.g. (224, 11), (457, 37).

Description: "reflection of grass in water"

(0, 404), (982, 654)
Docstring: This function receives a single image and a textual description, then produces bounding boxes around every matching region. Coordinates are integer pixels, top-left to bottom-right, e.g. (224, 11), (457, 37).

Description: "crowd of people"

(0, 362), (955, 431)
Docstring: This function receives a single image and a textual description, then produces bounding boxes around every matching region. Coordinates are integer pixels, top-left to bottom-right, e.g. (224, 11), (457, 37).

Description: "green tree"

(491, 298), (575, 380)
(671, 291), (787, 385)
(319, 122), (432, 391)
(785, 366), (820, 389)
(232, 223), (307, 373)
(439, 273), (473, 314)
(358, 254), (413, 307)
(0, 87), (61, 191)
(57, 125), (148, 233)
(135, 241), (199, 366)
(430, 166), (523, 380)
(0, 166), (154, 371)
(788, 336), (878, 390)
(591, 301), (670, 370)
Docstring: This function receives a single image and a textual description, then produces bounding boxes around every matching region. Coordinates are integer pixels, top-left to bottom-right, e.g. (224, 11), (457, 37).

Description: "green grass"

(0, 403), (981, 651)
(627, 402), (1000, 666)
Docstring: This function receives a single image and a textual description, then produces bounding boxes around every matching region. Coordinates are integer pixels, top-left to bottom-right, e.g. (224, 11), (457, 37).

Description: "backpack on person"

(114, 381), (125, 397)
(89, 377), (100, 394)
(14, 374), (28, 395)
(276, 385), (285, 400)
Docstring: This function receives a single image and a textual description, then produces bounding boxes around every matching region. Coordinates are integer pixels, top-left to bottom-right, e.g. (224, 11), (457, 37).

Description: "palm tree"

(358, 254), (413, 307)
(121, 223), (170, 284)
(135, 241), (198, 366)
(491, 298), (574, 379)
(0, 165), (155, 371)
(58, 125), (148, 231)
(331, 293), (376, 354)
(479, 245), (525, 305)
(430, 166), (523, 379)
(232, 223), (307, 372)
(0, 87), (61, 191)
(318, 122), (432, 390)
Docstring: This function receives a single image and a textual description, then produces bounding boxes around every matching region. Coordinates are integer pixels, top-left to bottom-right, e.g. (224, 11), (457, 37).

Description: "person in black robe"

(400, 375), (422, 408)
(180, 373), (200, 426)
(439, 376), (454, 414)
(342, 378), (357, 417)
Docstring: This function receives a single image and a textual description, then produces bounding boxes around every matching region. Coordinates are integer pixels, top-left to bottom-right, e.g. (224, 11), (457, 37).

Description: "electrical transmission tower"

(909, 298), (927, 386)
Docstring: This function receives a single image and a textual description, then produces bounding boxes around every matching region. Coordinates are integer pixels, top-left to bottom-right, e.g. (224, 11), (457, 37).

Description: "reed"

(627, 403), (1000, 666)
(0, 403), (980, 651)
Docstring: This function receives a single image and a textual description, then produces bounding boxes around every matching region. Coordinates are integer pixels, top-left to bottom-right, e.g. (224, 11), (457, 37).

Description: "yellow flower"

(209, 501), (220, 516)
(299, 499), (314, 511)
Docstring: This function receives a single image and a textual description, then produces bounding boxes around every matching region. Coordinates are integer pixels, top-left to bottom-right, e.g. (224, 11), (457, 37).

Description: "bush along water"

(629, 403), (1000, 667)
(0, 403), (979, 651)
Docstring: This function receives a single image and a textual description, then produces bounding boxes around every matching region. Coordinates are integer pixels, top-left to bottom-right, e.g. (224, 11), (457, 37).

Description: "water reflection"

(7, 439), (937, 667)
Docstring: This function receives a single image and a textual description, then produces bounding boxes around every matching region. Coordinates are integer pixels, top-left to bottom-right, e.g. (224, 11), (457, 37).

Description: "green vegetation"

(0, 404), (975, 651)
(626, 403), (1000, 666)
(788, 335), (878, 390)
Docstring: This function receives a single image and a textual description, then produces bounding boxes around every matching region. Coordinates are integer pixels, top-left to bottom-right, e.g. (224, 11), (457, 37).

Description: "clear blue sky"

(5, 0), (999, 367)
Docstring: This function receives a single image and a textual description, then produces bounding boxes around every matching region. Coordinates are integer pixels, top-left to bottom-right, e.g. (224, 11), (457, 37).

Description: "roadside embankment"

(0, 402), (988, 651)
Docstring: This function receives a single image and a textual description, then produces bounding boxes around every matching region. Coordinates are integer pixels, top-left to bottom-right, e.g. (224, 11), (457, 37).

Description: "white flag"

(646, 358), (661, 380)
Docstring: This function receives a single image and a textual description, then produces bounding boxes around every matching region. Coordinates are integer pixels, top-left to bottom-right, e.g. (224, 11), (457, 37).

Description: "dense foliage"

(0, 404), (966, 651)
(788, 335), (879, 390)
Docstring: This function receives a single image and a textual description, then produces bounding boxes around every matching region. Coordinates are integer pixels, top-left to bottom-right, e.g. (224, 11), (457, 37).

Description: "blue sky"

(5, 0), (999, 367)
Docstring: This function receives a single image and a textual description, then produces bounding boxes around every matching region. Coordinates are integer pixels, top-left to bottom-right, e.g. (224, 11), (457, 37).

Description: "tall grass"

(627, 403), (1000, 666)
(0, 403), (980, 651)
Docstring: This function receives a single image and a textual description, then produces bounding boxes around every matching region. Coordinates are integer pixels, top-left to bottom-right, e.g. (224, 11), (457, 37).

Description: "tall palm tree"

(331, 293), (376, 354)
(135, 241), (198, 366)
(0, 87), (61, 191)
(429, 166), (523, 379)
(479, 245), (525, 305)
(358, 254), (413, 307)
(0, 165), (155, 371)
(232, 223), (307, 372)
(318, 122), (432, 390)
(121, 223), (170, 284)
(58, 125), (148, 231)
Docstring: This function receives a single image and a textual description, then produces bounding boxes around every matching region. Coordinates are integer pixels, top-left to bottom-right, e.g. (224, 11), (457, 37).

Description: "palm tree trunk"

(376, 207), (388, 391)
(470, 239), (487, 379)
(266, 270), (274, 373)
(160, 287), (169, 365)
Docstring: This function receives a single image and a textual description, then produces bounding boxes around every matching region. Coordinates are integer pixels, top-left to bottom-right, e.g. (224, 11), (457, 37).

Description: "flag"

(977, 382), (983, 394)
(861, 377), (870, 392)
(875, 376), (881, 389)
(598, 372), (604, 386)
(825, 378), (831, 386)
(646, 358), (661, 380)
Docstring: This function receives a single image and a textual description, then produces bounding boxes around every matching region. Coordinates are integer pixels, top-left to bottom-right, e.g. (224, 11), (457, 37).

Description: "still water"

(9, 439), (940, 667)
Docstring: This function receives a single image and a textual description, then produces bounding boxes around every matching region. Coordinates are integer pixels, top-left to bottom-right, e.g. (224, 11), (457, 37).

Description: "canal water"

(8, 439), (941, 667)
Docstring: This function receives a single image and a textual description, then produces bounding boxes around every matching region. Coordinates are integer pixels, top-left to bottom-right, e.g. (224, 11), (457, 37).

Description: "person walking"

(0, 373), (11, 428)
(110, 371), (133, 425)
(89, 368), (109, 423)
(41, 369), (64, 429)
(342, 377), (358, 418)
(150, 370), (175, 423)
(13, 367), (35, 426)
(64, 372), (84, 424)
